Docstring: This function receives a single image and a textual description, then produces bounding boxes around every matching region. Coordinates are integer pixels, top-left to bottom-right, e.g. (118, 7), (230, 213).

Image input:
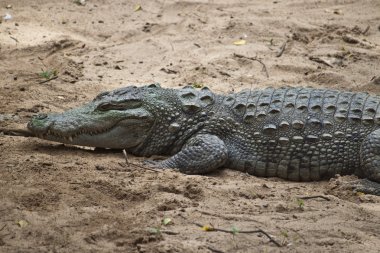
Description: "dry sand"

(0, 0), (380, 252)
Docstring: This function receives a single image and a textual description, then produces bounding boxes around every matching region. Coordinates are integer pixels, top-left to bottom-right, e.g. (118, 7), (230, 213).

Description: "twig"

(219, 71), (231, 77)
(38, 56), (48, 69)
(276, 41), (287, 57)
(233, 53), (269, 78)
(362, 25), (370, 35)
(297, 195), (331, 201)
(119, 151), (162, 173)
(160, 68), (178, 74)
(39, 75), (58, 84)
(122, 149), (130, 166)
(131, 162), (161, 172)
(192, 222), (281, 247)
(179, 214), (281, 247)
(196, 209), (263, 224)
(161, 230), (179, 235)
(308, 56), (334, 68)
(0, 128), (35, 137)
(206, 246), (225, 253)
(129, 161), (161, 173)
(10, 36), (18, 43)
(0, 225), (6, 232)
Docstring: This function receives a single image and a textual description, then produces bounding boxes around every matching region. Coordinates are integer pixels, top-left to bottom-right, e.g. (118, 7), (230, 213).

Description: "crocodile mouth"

(30, 118), (152, 149)
(41, 120), (123, 143)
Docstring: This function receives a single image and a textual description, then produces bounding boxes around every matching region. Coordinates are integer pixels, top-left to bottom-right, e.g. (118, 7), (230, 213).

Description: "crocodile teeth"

(68, 136), (73, 142)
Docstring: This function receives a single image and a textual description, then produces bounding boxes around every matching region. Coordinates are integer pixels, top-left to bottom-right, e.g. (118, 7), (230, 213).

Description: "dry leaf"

(162, 218), (172, 226)
(356, 192), (365, 196)
(233, 39), (246, 46)
(201, 225), (214, 231)
(17, 220), (28, 228)
(134, 4), (142, 12)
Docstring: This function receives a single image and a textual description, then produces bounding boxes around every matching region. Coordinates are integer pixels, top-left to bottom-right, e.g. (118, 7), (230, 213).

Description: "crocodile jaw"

(27, 106), (154, 149)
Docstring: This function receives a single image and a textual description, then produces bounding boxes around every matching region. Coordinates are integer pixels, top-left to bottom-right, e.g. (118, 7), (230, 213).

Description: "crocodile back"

(209, 87), (380, 181)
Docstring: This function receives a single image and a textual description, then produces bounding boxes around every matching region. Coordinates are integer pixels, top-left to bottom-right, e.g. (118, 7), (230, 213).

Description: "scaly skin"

(28, 84), (380, 195)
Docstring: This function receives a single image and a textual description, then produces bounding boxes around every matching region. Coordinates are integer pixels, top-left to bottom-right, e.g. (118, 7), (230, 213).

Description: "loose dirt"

(0, 0), (379, 252)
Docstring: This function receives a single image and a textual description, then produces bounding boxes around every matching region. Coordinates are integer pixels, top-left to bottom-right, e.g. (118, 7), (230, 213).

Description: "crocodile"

(27, 83), (380, 195)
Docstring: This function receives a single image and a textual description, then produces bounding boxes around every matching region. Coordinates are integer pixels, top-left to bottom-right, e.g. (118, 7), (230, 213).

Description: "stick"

(219, 71), (231, 77)
(122, 149), (130, 166)
(10, 36), (19, 43)
(0, 128), (35, 137)
(131, 162), (161, 172)
(0, 225), (6, 232)
(297, 195), (330, 201)
(161, 230), (180, 235)
(196, 209), (263, 223)
(39, 75), (58, 84)
(192, 222), (281, 247)
(179, 214), (281, 247)
(206, 246), (225, 253)
(308, 56), (334, 68)
(233, 53), (269, 78)
(362, 25), (370, 35)
(38, 56), (48, 69)
(123, 158), (161, 173)
(276, 41), (287, 57)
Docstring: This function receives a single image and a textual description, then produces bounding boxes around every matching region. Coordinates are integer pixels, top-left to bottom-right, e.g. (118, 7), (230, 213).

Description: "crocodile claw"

(143, 159), (164, 169)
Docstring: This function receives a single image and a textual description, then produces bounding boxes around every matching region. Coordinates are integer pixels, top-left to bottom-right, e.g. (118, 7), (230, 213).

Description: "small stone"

(95, 165), (106, 170)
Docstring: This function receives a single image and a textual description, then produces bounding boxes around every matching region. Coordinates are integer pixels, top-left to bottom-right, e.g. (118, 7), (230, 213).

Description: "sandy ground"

(0, 0), (380, 252)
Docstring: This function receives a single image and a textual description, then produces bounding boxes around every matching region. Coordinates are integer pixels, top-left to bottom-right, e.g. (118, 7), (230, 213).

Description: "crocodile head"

(27, 85), (163, 150)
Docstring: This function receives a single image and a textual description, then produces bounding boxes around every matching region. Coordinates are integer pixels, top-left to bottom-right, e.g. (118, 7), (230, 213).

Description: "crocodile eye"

(96, 99), (142, 111)
(97, 102), (112, 111)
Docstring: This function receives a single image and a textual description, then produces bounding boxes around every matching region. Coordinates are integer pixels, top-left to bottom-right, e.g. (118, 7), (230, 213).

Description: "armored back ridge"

(27, 85), (380, 195)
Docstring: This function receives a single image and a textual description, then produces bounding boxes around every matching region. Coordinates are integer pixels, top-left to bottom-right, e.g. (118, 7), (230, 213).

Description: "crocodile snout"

(27, 114), (53, 135)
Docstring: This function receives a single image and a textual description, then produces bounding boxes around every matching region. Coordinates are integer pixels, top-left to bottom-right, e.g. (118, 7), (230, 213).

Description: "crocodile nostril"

(35, 114), (48, 120)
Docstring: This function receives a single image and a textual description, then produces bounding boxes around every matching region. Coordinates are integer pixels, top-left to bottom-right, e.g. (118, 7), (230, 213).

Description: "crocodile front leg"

(156, 134), (228, 174)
